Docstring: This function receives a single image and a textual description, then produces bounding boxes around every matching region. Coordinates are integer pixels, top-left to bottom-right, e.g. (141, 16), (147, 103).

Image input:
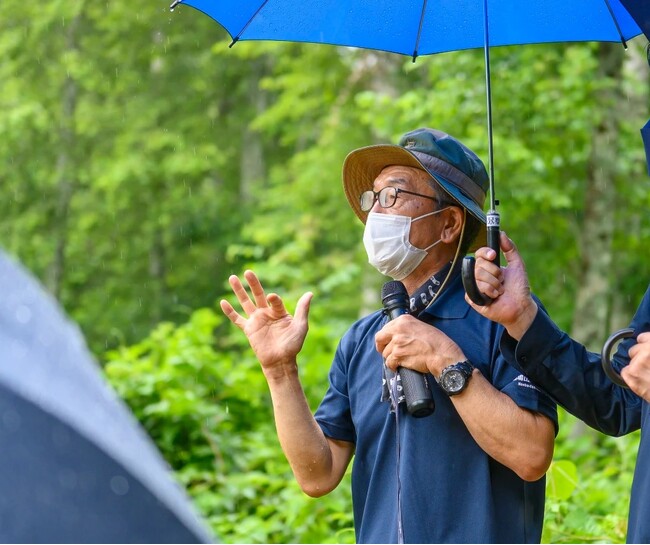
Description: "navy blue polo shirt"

(501, 287), (650, 543)
(314, 274), (557, 544)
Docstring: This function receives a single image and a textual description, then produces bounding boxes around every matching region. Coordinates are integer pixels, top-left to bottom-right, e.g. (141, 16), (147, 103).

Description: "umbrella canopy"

(0, 251), (213, 543)
(619, 0), (650, 40)
(174, 0), (643, 57)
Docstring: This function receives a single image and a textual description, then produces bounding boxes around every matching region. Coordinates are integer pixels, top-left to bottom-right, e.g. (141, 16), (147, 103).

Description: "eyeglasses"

(359, 186), (441, 212)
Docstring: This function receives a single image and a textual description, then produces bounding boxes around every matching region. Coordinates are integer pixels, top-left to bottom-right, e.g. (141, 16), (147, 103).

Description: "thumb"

(294, 291), (313, 328)
(500, 232), (523, 268)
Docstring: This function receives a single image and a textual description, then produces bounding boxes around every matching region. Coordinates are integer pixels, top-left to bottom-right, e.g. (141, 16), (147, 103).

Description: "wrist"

(429, 350), (466, 379)
(263, 358), (300, 384)
(505, 299), (538, 341)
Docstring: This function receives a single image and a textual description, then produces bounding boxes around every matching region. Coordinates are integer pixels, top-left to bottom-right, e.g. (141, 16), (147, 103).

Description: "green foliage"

(104, 306), (354, 544)
(546, 459), (579, 502)
(544, 410), (640, 543)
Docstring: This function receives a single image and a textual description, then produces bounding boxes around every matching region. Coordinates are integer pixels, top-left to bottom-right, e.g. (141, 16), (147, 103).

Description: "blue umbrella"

(171, 0), (642, 57)
(171, 0), (646, 303)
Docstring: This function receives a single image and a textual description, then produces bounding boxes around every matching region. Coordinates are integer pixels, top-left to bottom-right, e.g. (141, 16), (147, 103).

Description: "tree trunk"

(149, 229), (166, 324)
(149, 28), (168, 325)
(47, 14), (81, 298)
(240, 59), (268, 207)
(570, 43), (624, 351)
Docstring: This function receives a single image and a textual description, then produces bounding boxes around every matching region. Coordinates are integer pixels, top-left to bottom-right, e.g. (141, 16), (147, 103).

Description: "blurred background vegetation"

(2, 0), (649, 542)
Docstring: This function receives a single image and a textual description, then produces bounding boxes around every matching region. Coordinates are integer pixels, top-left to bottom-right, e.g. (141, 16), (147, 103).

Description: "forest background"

(3, 1), (650, 543)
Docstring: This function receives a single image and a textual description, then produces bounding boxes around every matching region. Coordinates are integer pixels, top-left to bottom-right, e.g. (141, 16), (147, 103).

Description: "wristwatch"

(439, 361), (475, 396)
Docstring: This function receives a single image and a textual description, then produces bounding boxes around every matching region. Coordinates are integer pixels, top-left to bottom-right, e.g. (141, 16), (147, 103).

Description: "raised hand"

(219, 270), (313, 378)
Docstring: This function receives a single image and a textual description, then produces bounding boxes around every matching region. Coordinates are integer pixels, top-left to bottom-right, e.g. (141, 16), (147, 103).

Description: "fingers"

(474, 232), (519, 266)
(293, 291), (313, 330)
(384, 352), (399, 371)
(474, 246), (498, 262)
(500, 232), (523, 269)
(219, 299), (245, 329)
(243, 270), (269, 308)
(637, 331), (650, 343)
(266, 292), (284, 311)
(628, 332), (650, 361)
(499, 230), (514, 253)
(621, 333), (650, 400)
(475, 258), (504, 294)
(228, 273), (257, 315)
(227, 270), (271, 314)
(375, 318), (398, 353)
(222, 271), (311, 327)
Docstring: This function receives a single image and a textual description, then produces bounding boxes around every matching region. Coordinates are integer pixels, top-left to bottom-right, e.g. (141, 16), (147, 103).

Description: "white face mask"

(363, 209), (445, 280)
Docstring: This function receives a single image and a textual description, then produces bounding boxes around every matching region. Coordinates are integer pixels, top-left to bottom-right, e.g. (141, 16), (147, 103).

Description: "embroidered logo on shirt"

(513, 374), (540, 392)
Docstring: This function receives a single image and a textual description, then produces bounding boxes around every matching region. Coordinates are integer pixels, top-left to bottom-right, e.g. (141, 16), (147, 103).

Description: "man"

(469, 232), (650, 543)
(220, 128), (556, 543)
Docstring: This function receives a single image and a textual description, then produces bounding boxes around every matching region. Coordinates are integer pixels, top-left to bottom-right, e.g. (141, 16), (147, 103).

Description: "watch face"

(442, 370), (465, 393)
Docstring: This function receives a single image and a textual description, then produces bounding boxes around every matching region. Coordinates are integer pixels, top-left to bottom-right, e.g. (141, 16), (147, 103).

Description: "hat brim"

(342, 144), (487, 253)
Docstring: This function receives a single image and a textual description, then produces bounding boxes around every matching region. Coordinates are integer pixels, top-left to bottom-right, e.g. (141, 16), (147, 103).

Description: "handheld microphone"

(381, 280), (435, 418)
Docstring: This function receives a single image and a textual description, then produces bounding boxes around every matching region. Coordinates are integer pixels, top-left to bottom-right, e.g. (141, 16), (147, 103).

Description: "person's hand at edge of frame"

(623, 332), (650, 402)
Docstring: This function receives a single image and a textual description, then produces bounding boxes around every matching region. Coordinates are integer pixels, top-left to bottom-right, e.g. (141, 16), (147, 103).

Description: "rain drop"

(15, 304), (32, 324)
(110, 475), (130, 496)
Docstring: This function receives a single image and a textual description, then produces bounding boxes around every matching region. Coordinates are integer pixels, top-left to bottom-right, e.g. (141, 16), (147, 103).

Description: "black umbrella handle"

(601, 327), (636, 388)
(462, 210), (500, 306)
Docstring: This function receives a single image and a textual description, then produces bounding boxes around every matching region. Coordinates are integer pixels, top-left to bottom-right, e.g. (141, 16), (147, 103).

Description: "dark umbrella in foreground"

(0, 251), (213, 543)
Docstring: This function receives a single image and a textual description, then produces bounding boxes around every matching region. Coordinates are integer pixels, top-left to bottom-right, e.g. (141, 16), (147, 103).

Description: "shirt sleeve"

(489, 334), (559, 435)
(499, 298), (644, 436)
(314, 339), (357, 444)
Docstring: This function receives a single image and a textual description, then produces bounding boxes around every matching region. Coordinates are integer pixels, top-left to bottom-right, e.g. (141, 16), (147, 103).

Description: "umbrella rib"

(230, 0), (271, 47)
(602, 0), (628, 47)
(412, 0), (428, 62)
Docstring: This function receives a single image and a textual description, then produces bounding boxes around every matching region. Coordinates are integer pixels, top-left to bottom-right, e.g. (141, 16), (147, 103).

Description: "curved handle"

(462, 211), (500, 306)
(601, 327), (636, 388)
(462, 256), (493, 306)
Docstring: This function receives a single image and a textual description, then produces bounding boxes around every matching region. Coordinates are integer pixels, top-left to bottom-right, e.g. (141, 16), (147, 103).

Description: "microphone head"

(381, 281), (410, 319)
(381, 280), (408, 305)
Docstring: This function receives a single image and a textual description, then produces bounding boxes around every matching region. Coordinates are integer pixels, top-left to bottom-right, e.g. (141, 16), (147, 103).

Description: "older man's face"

(370, 165), (446, 250)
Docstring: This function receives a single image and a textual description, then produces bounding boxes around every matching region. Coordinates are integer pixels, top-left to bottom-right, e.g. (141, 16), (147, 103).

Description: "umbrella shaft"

(483, 0), (496, 210)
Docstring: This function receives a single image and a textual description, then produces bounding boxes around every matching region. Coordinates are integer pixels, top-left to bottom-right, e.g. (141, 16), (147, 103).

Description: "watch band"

(452, 360), (474, 377)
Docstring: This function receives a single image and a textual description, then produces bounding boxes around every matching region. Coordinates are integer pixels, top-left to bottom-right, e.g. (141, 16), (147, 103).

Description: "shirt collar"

(417, 270), (470, 320)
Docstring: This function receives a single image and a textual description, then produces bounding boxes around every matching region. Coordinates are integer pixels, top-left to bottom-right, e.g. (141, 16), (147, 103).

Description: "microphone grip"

(382, 280), (434, 417)
(399, 367), (435, 418)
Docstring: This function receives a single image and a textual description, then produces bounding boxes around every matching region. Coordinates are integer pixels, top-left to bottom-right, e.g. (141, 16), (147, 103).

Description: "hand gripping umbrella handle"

(462, 210), (500, 306)
(601, 327), (636, 388)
